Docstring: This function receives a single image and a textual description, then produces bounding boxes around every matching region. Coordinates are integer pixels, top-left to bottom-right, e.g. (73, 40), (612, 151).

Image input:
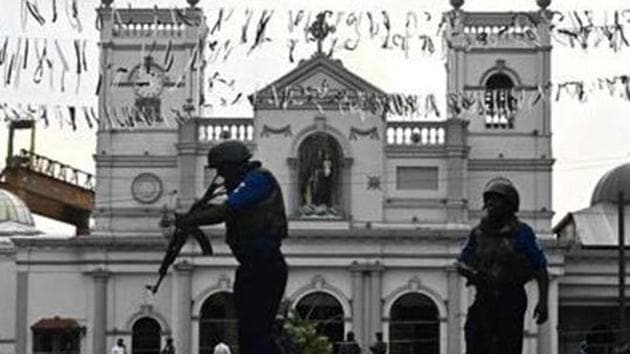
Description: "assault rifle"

(149, 175), (224, 294)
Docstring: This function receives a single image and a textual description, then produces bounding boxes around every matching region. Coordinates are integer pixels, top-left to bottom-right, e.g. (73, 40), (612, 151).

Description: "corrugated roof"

(572, 203), (630, 246)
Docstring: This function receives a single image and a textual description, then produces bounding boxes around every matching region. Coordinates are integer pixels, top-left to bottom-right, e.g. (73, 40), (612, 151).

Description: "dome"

(0, 188), (34, 226)
(591, 163), (630, 205)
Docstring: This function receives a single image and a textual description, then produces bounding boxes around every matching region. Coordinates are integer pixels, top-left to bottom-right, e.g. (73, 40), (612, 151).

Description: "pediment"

(249, 53), (386, 110)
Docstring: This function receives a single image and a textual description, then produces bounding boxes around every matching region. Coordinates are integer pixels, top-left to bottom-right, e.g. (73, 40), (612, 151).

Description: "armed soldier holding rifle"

(456, 181), (549, 354)
(155, 141), (288, 354)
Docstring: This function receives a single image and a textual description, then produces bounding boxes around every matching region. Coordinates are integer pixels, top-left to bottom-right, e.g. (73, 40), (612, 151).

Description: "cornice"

(385, 145), (451, 158)
(99, 42), (198, 50)
(384, 198), (447, 209)
(468, 158), (555, 171)
(94, 155), (177, 168)
(450, 45), (552, 53)
(93, 207), (165, 217)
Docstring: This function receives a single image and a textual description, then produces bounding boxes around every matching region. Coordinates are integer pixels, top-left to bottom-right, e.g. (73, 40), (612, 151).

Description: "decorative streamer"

(248, 10), (274, 54)
(52, 0), (58, 23)
(54, 39), (69, 92)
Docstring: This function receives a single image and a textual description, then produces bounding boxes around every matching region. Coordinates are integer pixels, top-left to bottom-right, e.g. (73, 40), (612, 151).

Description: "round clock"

(131, 173), (163, 204)
(130, 63), (166, 98)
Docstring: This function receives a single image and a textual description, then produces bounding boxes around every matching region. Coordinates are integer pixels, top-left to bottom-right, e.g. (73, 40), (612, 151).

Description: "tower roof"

(591, 163), (630, 205)
(0, 188), (38, 236)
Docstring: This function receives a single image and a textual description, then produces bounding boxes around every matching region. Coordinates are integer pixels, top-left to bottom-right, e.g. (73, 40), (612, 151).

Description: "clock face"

(131, 65), (165, 98)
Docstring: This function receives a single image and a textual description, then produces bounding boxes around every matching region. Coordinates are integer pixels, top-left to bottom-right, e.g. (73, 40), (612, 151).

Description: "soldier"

(173, 141), (288, 354)
(457, 181), (549, 354)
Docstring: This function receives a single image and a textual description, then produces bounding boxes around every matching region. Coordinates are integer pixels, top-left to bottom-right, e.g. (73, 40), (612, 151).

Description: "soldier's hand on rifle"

(159, 211), (176, 229)
(533, 301), (548, 324)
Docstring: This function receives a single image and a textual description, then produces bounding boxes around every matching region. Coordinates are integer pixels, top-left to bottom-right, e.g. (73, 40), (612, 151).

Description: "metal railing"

(9, 149), (95, 191)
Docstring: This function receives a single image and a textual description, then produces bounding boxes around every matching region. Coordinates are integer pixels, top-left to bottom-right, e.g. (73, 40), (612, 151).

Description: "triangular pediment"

(249, 53), (386, 109)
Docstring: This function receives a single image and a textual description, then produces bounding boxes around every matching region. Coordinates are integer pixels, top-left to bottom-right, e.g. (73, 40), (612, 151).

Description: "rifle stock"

(150, 178), (222, 294)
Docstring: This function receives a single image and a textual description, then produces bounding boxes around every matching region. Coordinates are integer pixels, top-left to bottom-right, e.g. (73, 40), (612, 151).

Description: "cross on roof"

(308, 11), (336, 54)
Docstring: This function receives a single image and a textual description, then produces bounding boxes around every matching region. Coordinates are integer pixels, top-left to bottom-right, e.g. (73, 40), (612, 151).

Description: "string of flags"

(20, 0), (82, 32)
(0, 102), (197, 131)
(0, 35), (89, 94)
(6, 72), (630, 131)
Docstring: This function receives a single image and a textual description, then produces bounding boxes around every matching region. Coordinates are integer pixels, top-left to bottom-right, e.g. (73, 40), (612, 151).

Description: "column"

(173, 261), (193, 354)
(369, 263), (384, 342)
(15, 271), (27, 354)
(92, 270), (110, 354)
(351, 264), (364, 347)
(537, 276), (558, 354)
(363, 271), (371, 349)
(446, 266), (462, 354)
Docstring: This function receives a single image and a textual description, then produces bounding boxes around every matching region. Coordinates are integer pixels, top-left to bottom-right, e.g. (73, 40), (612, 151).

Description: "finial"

(187, 0), (200, 8)
(101, 0), (114, 7)
(536, 0), (551, 10)
(450, 0), (464, 10)
(308, 11), (335, 54)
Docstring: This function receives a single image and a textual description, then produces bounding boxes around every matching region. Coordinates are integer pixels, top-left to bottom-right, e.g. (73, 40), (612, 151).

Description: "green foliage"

(282, 309), (333, 354)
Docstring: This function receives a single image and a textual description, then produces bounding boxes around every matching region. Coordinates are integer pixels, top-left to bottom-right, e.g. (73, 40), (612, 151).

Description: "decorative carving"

(260, 124), (292, 138)
(311, 275), (326, 289)
(349, 126), (379, 140)
(131, 173), (163, 204)
(314, 115), (327, 131)
(536, 0), (551, 9)
(450, 0), (464, 9)
(366, 176), (381, 191)
(408, 276), (421, 291)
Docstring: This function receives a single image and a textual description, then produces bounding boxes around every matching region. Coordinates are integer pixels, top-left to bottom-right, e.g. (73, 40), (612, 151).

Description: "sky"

(1, 0), (630, 234)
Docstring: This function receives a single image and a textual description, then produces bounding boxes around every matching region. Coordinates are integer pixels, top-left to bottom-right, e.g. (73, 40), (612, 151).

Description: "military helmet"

(483, 181), (520, 212)
(207, 141), (252, 168)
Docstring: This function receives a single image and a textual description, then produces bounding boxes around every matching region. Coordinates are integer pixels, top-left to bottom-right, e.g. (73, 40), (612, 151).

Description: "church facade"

(4, 0), (616, 354)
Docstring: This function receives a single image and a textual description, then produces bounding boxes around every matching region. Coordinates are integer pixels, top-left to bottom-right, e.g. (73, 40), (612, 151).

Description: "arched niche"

(287, 115), (353, 219)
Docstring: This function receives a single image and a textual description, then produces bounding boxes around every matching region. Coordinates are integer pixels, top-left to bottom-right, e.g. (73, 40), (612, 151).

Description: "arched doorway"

(297, 133), (343, 218)
(199, 292), (238, 354)
(389, 293), (439, 354)
(132, 317), (161, 354)
(295, 292), (345, 351)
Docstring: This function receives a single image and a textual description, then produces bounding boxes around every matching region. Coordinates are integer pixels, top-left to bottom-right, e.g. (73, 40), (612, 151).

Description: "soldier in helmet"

(456, 181), (549, 354)
(174, 140), (288, 354)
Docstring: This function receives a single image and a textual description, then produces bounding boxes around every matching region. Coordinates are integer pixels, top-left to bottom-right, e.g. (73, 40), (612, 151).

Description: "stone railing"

(385, 121), (446, 146)
(112, 23), (186, 37)
(98, 7), (203, 38)
(197, 118), (254, 142)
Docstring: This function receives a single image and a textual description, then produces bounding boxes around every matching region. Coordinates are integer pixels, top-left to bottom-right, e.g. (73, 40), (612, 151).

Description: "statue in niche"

(298, 134), (341, 218)
(310, 149), (333, 207)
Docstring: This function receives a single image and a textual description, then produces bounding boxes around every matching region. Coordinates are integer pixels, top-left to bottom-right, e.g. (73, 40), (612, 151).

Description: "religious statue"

(310, 149), (333, 207)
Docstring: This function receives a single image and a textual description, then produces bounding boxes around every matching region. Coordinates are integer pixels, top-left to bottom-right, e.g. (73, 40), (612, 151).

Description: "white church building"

(1, 0), (629, 353)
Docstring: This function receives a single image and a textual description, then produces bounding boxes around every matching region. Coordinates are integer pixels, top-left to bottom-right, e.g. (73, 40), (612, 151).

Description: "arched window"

(132, 317), (161, 354)
(389, 293), (439, 354)
(199, 292), (238, 354)
(297, 133), (343, 218)
(295, 292), (345, 351)
(484, 73), (517, 129)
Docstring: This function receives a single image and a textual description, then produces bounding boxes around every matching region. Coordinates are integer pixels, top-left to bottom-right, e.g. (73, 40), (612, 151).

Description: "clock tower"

(93, 0), (207, 234)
